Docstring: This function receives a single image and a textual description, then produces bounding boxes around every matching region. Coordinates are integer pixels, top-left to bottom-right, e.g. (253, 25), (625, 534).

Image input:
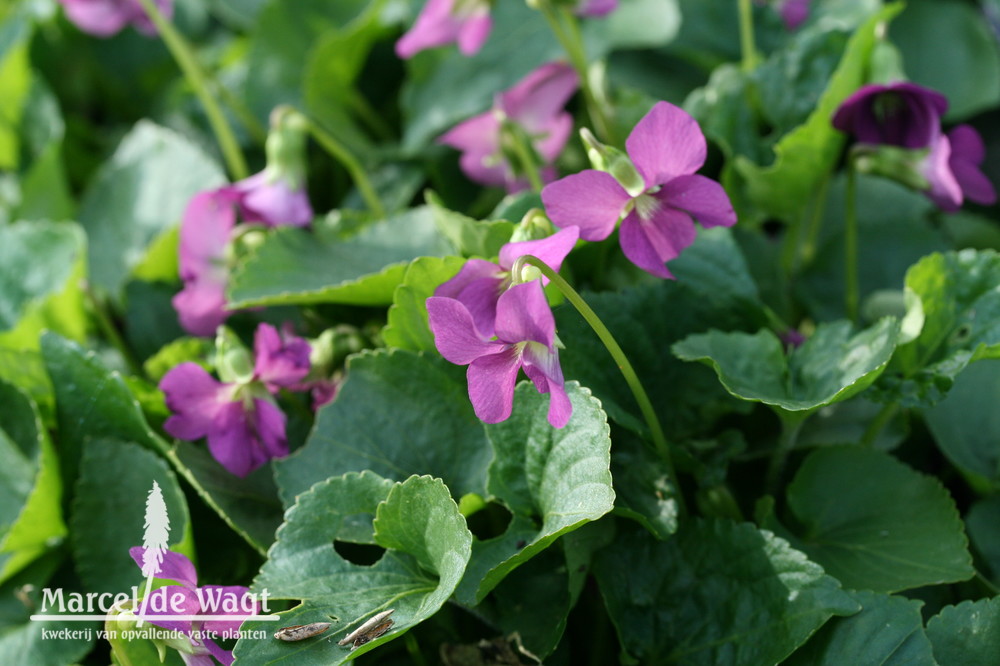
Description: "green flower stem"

(536, 1), (616, 144)
(300, 111), (387, 219)
(134, 0), (248, 180)
(737, 0), (760, 72)
(800, 174), (832, 268)
(513, 255), (686, 517)
(766, 409), (809, 494)
(506, 123), (545, 192)
(976, 568), (1000, 596)
(83, 283), (145, 379)
(860, 402), (898, 447)
(845, 165), (859, 322)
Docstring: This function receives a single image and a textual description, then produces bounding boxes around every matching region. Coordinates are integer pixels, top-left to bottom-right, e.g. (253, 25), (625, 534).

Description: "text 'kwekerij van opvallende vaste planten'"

(1, 0), (999, 664)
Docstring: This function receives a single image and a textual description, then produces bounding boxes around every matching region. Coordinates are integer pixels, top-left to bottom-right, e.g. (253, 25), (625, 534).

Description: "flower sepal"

(509, 208), (556, 243)
(850, 143), (932, 193)
(264, 107), (309, 191)
(579, 127), (645, 196)
(214, 327), (255, 384)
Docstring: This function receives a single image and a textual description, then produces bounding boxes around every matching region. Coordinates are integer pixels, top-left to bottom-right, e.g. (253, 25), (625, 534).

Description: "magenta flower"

(128, 548), (258, 666)
(435, 226), (579, 337)
(541, 101), (737, 278)
(57, 0), (173, 37)
(173, 170), (312, 336)
(575, 0), (618, 17)
(922, 125), (997, 212)
(396, 0), (492, 59)
(428, 280), (571, 428)
(160, 324), (311, 477)
(439, 62), (579, 193)
(778, 0), (809, 29)
(832, 82), (948, 149)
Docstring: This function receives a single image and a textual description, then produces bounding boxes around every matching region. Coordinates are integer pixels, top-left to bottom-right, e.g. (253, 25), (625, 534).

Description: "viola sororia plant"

(2, 0), (999, 664)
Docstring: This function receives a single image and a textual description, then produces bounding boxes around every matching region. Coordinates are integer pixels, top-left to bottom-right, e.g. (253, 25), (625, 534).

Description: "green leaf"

(17, 142), (75, 223)
(275, 350), (491, 506)
(966, 497), (1000, 583)
(70, 438), (190, 594)
(609, 429), (680, 540)
(456, 382), (614, 605)
(673, 318), (899, 412)
(593, 520), (859, 664)
(731, 4), (903, 223)
(890, 0), (1000, 120)
(556, 227), (766, 438)
(0, 221), (87, 350)
(0, 19), (30, 169)
(878, 250), (1000, 408)
(427, 191), (515, 258)
(0, 380), (65, 585)
(785, 447), (974, 592)
(926, 597), (1000, 666)
(227, 207), (454, 307)
(0, 553), (96, 666)
(784, 590), (937, 666)
(923, 360), (1000, 490)
(0, 349), (53, 425)
(77, 121), (226, 294)
(382, 255), (465, 352)
(233, 473), (472, 665)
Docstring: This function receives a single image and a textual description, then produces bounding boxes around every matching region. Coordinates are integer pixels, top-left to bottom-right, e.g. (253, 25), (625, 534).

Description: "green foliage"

(785, 447), (974, 592)
(926, 597), (1000, 665)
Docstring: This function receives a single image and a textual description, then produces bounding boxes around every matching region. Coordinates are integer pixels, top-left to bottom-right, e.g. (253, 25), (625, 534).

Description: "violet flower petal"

(203, 640), (235, 666)
(499, 226), (580, 276)
(172, 278), (229, 338)
(427, 296), (503, 364)
(439, 112), (506, 187)
(467, 347), (522, 423)
(253, 323), (312, 390)
(179, 652), (218, 666)
(948, 125), (997, 206)
(499, 62), (579, 132)
(576, 0), (618, 17)
(129, 547), (199, 588)
(233, 171), (313, 228)
(177, 190), (237, 281)
(396, 0), (472, 58)
(494, 281), (555, 348)
(434, 259), (506, 337)
(456, 9), (492, 56)
(206, 399), (287, 478)
(541, 170), (631, 241)
(626, 101), (707, 188)
(779, 0), (810, 30)
(522, 345), (572, 429)
(832, 83), (948, 149)
(58, 0), (130, 36)
(534, 112), (575, 164)
(657, 174), (737, 228)
(921, 133), (963, 212)
(160, 364), (231, 442)
(619, 207), (697, 278)
(136, 586), (200, 633)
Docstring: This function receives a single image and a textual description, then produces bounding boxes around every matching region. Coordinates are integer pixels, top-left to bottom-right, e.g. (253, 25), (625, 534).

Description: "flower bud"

(510, 208), (554, 243)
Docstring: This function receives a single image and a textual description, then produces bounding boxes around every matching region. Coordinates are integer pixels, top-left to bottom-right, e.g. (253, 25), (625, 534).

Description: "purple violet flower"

(428, 280), (571, 428)
(832, 82), (948, 149)
(173, 170), (312, 336)
(778, 0), (809, 29)
(396, 0), (492, 59)
(160, 323), (311, 477)
(541, 101), (737, 278)
(439, 62), (579, 193)
(128, 548), (258, 666)
(435, 226), (579, 338)
(575, 0), (618, 17)
(57, 0), (173, 37)
(922, 125), (997, 212)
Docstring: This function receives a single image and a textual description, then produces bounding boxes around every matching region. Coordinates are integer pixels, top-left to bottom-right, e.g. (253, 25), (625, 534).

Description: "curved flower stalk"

(159, 323), (311, 477)
(173, 110), (314, 336)
(541, 101), (737, 278)
(833, 82), (996, 211)
(435, 225), (579, 337)
(428, 280), (572, 428)
(439, 62), (580, 193)
(396, 0), (493, 58)
(57, 0), (173, 37)
(127, 548), (258, 665)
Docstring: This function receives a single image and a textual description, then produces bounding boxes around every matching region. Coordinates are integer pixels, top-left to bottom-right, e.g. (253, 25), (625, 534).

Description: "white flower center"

(633, 192), (661, 222)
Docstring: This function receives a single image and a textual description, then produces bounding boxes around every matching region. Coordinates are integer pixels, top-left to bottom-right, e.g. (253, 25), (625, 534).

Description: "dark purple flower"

(575, 0), (618, 17)
(778, 0), (809, 29)
(129, 548), (258, 666)
(57, 0), (173, 37)
(396, 0), (492, 59)
(541, 101), (737, 278)
(922, 125), (997, 212)
(435, 226), (579, 337)
(439, 62), (579, 193)
(253, 323), (312, 392)
(832, 82), (948, 150)
(428, 280), (571, 428)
